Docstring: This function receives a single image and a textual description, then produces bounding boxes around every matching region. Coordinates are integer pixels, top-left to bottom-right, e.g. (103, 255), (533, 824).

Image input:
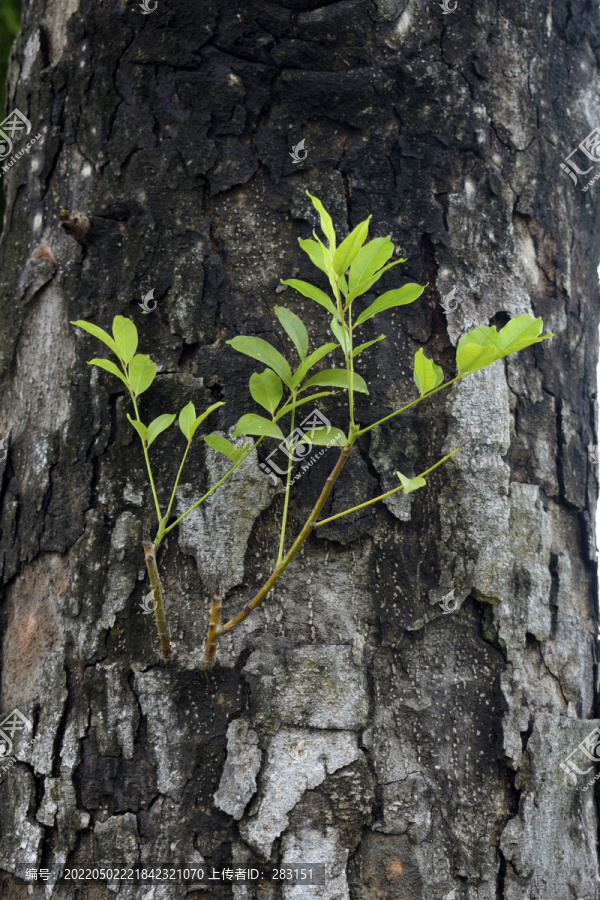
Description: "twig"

(142, 540), (172, 660)
(200, 581), (222, 669)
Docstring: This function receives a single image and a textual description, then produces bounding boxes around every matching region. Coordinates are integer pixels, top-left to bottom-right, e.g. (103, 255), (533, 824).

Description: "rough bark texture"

(0, 0), (599, 898)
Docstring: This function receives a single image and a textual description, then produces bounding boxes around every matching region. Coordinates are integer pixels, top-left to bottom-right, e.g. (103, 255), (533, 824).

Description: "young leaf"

(298, 237), (329, 275)
(413, 348), (443, 396)
(397, 471), (426, 494)
(348, 237), (395, 292)
(352, 334), (386, 358)
(291, 342), (338, 388)
(227, 336), (292, 386)
(189, 401), (225, 439)
(302, 368), (369, 394)
(280, 279), (340, 321)
(179, 401), (196, 441)
(126, 414), (148, 443)
(147, 414), (176, 447)
(354, 283), (426, 326)
(306, 191), (337, 250)
(128, 354), (157, 395)
(345, 258), (407, 305)
(297, 425), (347, 447)
(332, 216), (371, 275)
(250, 369), (284, 415)
(72, 320), (119, 356)
(112, 316), (138, 364)
(233, 414), (285, 441)
(494, 314), (553, 358)
(88, 357), (128, 388)
(274, 391), (334, 421)
(456, 342), (497, 375)
(179, 401), (223, 442)
(204, 434), (249, 465)
(274, 307), (309, 359)
(330, 318), (349, 353)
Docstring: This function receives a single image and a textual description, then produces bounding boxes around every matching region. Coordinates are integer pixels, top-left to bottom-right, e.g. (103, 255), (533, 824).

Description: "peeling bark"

(0, 0), (599, 898)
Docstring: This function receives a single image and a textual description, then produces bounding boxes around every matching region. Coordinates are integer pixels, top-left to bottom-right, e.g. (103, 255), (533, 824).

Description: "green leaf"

(352, 334), (386, 358)
(280, 279), (340, 321)
(227, 336), (292, 386)
(306, 191), (336, 250)
(179, 401), (223, 442)
(456, 325), (497, 354)
(291, 342), (338, 388)
(297, 425), (347, 447)
(126, 414), (148, 443)
(456, 342), (497, 375)
(355, 283), (425, 326)
(88, 357), (128, 388)
(189, 401), (225, 439)
(413, 348), (444, 396)
(72, 320), (119, 356)
(274, 307), (309, 359)
(302, 368), (369, 394)
(345, 258), (407, 305)
(233, 414), (285, 441)
(204, 434), (249, 465)
(348, 237), (395, 292)
(274, 391), (334, 421)
(147, 414), (176, 447)
(179, 401), (196, 441)
(298, 237), (329, 275)
(128, 354), (157, 395)
(330, 318), (350, 353)
(332, 217), (371, 275)
(494, 314), (553, 358)
(250, 370), (284, 415)
(112, 316), (138, 364)
(397, 471), (426, 494)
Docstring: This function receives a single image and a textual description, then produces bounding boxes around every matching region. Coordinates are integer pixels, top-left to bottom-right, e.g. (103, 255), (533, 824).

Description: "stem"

(356, 375), (463, 437)
(126, 383), (162, 523)
(164, 438), (261, 534)
(314, 441), (468, 528)
(211, 441), (353, 646)
(142, 540), (172, 660)
(200, 581), (222, 668)
(155, 440), (191, 546)
(277, 403), (296, 565)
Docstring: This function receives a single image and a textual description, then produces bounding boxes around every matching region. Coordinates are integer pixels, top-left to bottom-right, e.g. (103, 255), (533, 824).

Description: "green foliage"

(413, 349), (443, 396)
(397, 472), (426, 494)
(456, 314), (553, 375)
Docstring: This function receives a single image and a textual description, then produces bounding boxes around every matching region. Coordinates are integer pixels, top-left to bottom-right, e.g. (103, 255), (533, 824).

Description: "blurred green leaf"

(397, 471), (426, 493)
(345, 258), (407, 305)
(456, 342), (497, 375)
(298, 237), (329, 275)
(297, 425), (347, 447)
(274, 391), (333, 421)
(179, 401), (196, 441)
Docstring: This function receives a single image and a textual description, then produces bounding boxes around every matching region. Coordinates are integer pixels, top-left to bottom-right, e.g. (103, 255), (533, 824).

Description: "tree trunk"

(0, 1), (599, 898)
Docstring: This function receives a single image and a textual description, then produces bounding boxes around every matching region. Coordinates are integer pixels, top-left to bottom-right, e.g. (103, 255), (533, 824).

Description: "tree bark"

(0, 1), (599, 898)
